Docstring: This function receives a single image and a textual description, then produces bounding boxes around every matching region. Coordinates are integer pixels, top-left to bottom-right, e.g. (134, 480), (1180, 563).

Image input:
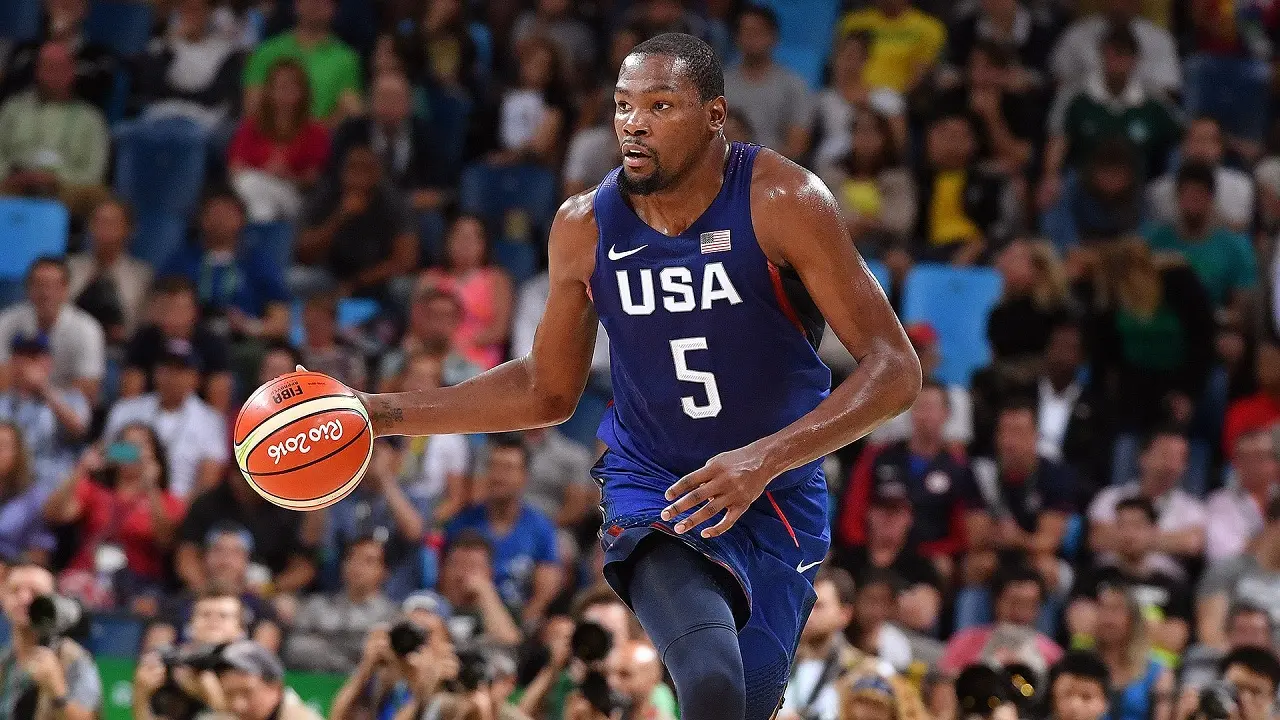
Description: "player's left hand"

(661, 446), (775, 538)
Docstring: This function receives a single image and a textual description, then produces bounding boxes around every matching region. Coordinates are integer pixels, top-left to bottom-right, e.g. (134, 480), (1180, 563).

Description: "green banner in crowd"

(96, 656), (348, 720)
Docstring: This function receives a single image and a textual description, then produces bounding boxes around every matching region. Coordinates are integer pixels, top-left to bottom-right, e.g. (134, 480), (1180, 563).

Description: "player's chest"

(593, 230), (762, 318)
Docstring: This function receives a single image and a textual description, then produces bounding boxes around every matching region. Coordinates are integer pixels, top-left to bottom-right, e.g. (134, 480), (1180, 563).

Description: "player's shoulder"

(749, 147), (841, 222)
(553, 186), (601, 234)
(549, 187), (603, 274)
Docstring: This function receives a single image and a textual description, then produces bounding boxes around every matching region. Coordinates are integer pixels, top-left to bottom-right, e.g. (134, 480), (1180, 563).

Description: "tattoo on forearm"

(369, 404), (404, 428)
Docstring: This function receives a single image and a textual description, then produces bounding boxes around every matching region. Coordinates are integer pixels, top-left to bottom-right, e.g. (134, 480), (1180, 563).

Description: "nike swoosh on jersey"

(608, 244), (648, 260)
(796, 560), (822, 573)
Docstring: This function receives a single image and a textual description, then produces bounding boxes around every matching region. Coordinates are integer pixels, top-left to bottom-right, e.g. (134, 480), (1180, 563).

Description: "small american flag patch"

(700, 229), (731, 254)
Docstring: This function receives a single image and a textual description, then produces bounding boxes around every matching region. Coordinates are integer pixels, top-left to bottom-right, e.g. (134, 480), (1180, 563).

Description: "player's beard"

(618, 155), (672, 196)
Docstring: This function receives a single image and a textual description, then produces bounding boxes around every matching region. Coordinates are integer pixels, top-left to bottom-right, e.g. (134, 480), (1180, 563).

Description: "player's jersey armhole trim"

(767, 261), (808, 341)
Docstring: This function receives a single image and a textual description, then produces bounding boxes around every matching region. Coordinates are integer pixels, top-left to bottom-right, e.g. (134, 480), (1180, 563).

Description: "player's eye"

(653, 102), (671, 111)
(615, 101), (630, 112)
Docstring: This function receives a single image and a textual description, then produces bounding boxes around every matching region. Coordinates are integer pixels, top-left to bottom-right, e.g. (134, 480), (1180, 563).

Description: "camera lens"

(388, 620), (428, 658)
(571, 621), (613, 664)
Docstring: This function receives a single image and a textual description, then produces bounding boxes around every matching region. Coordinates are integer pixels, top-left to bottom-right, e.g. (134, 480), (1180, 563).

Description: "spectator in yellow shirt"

(838, 0), (946, 94)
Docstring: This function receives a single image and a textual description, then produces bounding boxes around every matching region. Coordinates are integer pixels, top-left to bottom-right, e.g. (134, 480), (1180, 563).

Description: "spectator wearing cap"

(435, 530), (522, 647)
(176, 475), (318, 598)
(961, 402), (1077, 633)
(723, 6), (814, 161)
(446, 436), (561, 624)
(379, 288), (484, 390)
(215, 640), (324, 720)
(1147, 117), (1254, 233)
(283, 537), (397, 672)
(103, 339), (228, 499)
(862, 325), (973, 448)
(43, 423), (184, 611)
(0, 331), (89, 487)
(67, 196), (153, 344)
(1205, 430), (1280, 562)
(164, 189), (291, 347)
(121, 275), (234, 414)
(323, 439), (433, 601)
(0, 256), (106, 407)
(1197, 497), (1280, 651)
(941, 565), (1064, 677)
(156, 525), (279, 647)
(0, 422), (57, 565)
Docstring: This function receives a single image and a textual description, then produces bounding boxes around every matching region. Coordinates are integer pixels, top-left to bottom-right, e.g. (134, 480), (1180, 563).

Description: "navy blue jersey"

(589, 142), (832, 489)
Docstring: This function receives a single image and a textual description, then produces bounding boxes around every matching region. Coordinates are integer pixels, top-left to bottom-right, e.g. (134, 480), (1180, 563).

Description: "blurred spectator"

(605, 640), (675, 720)
(1147, 117), (1254, 232)
(135, 0), (245, 129)
(327, 622), (419, 720)
(0, 257), (106, 407)
(562, 26), (636, 198)
(217, 640), (325, 720)
(491, 36), (571, 168)
(834, 483), (944, 634)
(913, 113), (1018, 264)
(624, 0), (709, 43)
(122, 276), (234, 411)
(229, 60), (330, 223)
(176, 473), (317, 597)
(295, 145), (418, 300)
(840, 381), (973, 565)
(434, 531), (531, 647)
(446, 436), (561, 623)
(1197, 498), (1280, 650)
(295, 293), (367, 390)
(848, 568), (914, 671)
(327, 71), (452, 212)
(0, 422), (55, 564)
(1068, 497), (1192, 656)
(511, 0), (595, 82)
(67, 197), (153, 345)
(242, 0), (362, 125)
(1039, 25), (1181, 211)
(43, 425), (184, 610)
(1214, 648), (1280, 720)
(1184, 2), (1274, 156)
(522, 427), (595, 529)
(723, 6), (814, 160)
(0, 0), (117, 111)
(1224, 342), (1280, 456)
(283, 537), (397, 672)
(1082, 239), (1214, 446)
(323, 439), (431, 601)
(935, 40), (1040, 176)
(837, 0), (946, 95)
(814, 33), (906, 170)
(987, 239), (1073, 364)
(1070, 139), (1144, 243)
(941, 565), (1064, 675)
(1145, 163), (1258, 313)
(1088, 428), (1205, 572)
(0, 41), (110, 220)
(384, 354), (470, 521)
(157, 526), (278, 645)
(419, 215), (514, 370)
(1048, 0), (1181, 97)
(1205, 430), (1280, 562)
(164, 188), (291, 345)
(818, 108), (915, 258)
(401, 0), (482, 96)
(1046, 651), (1112, 720)
(1178, 604), (1275, 698)
(0, 562), (101, 719)
(862, 326), (972, 448)
(0, 332), (88, 485)
(946, 0), (1055, 77)
(379, 289), (483, 389)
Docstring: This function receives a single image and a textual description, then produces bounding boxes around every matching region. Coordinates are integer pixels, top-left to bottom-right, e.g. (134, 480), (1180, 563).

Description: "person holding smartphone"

(41, 423), (185, 612)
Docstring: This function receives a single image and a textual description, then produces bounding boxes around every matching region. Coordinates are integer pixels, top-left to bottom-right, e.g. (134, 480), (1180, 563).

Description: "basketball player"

(322, 34), (919, 720)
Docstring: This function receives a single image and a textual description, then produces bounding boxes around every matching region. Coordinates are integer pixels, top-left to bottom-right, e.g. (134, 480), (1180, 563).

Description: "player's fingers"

(661, 477), (719, 520)
(673, 497), (725, 535)
(701, 506), (747, 539)
(295, 365), (308, 373)
(664, 464), (715, 503)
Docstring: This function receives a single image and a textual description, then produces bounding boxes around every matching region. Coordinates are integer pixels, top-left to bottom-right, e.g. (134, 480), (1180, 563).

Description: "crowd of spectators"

(6, 0), (1280, 719)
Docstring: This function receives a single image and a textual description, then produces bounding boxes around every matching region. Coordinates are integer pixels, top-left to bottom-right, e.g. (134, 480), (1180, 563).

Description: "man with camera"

(210, 641), (321, 720)
(331, 614), (456, 720)
(1184, 649), (1280, 720)
(0, 562), (100, 720)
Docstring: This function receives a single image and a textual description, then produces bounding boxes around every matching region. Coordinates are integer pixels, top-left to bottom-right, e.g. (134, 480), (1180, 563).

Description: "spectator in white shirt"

(1048, 0), (1181, 98)
(1206, 430), (1280, 562)
(1147, 117), (1255, 232)
(103, 339), (229, 499)
(0, 257), (105, 406)
(723, 6), (815, 160)
(1088, 428), (1207, 572)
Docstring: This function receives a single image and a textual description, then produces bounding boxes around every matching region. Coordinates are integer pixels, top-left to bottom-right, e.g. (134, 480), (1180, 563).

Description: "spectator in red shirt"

(41, 423), (185, 612)
(1224, 341), (1280, 458)
(229, 59), (330, 223)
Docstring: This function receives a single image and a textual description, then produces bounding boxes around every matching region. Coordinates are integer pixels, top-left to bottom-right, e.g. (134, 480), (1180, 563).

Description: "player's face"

(614, 53), (726, 196)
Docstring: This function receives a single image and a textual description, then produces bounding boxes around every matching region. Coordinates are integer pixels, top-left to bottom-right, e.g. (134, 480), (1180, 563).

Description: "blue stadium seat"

(0, 0), (40, 41)
(114, 118), (208, 266)
(459, 163), (558, 241)
(493, 240), (537, 286)
(290, 297), (383, 346)
(242, 222), (295, 275)
(901, 264), (1003, 386)
(863, 259), (891, 295)
(774, 45), (826, 89)
(89, 613), (144, 657)
(0, 199), (70, 280)
(85, 0), (155, 56)
(469, 22), (494, 84)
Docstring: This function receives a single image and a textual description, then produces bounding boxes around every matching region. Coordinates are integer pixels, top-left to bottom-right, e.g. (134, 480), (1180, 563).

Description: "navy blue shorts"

(593, 450), (830, 710)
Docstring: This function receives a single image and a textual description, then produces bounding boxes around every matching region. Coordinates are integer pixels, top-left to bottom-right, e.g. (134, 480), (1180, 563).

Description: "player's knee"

(664, 626), (745, 716)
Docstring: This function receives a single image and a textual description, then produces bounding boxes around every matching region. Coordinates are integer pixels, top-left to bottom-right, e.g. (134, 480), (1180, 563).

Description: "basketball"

(233, 371), (373, 511)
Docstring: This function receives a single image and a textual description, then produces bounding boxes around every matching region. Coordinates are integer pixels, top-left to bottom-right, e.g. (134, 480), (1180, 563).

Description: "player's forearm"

(362, 357), (582, 437)
(757, 342), (920, 478)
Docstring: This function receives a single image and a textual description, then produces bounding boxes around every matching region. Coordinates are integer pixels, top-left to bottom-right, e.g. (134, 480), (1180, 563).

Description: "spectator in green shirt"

(243, 0), (362, 126)
(1145, 162), (1258, 314)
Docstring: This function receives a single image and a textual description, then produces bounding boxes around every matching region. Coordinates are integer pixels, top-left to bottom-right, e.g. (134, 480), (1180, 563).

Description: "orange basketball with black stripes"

(233, 371), (372, 511)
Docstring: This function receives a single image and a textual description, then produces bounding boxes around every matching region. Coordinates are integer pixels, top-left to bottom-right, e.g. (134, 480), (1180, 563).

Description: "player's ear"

(707, 96), (727, 134)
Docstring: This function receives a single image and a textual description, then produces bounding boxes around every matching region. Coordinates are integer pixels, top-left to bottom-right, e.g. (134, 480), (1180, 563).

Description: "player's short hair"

(628, 33), (724, 103)
(814, 567), (856, 606)
(1221, 647), (1280, 692)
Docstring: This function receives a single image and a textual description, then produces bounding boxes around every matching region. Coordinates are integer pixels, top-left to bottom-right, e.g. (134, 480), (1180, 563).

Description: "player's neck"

(627, 139), (730, 236)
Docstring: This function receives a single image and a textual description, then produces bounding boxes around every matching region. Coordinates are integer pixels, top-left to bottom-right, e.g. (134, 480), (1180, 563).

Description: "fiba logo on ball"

(233, 372), (374, 512)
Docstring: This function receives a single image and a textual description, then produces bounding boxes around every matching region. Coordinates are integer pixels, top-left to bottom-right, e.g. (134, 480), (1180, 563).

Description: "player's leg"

(626, 535), (747, 720)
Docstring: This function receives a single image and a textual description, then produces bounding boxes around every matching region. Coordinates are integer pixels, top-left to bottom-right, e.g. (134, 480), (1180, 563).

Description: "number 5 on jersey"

(670, 337), (721, 419)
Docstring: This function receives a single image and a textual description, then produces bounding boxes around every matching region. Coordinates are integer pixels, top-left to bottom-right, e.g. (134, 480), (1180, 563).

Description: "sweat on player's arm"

(660, 149), (922, 538)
